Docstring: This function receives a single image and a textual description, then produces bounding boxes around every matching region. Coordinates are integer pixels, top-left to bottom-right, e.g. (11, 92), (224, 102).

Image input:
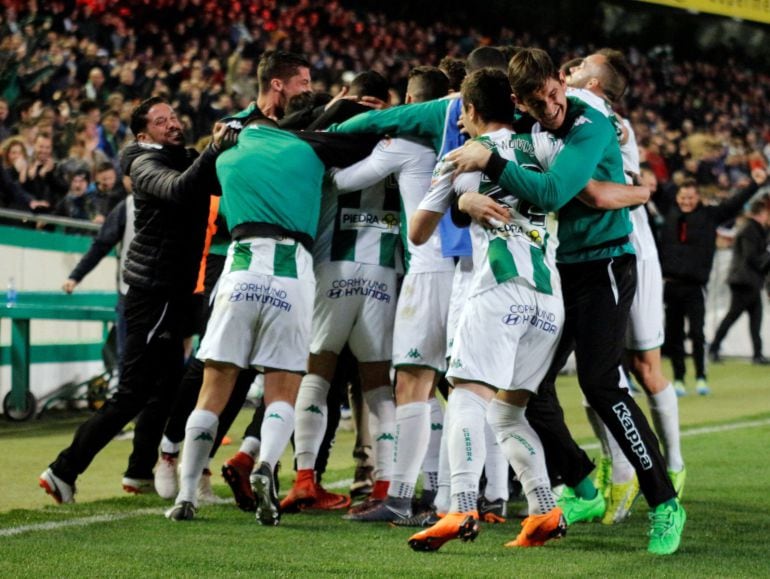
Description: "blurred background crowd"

(2, 0), (770, 223)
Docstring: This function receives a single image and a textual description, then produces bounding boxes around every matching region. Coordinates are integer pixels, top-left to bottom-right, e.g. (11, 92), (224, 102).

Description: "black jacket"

(659, 182), (758, 285)
(727, 218), (770, 290)
(120, 141), (220, 293)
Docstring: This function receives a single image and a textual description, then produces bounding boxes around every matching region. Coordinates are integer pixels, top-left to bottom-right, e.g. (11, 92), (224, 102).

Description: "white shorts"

(446, 256), (474, 358)
(198, 237), (315, 373)
(310, 261), (397, 362)
(392, 270), (454, 372)
(626, 257), (664, 351)
(447, 281), (564, 392)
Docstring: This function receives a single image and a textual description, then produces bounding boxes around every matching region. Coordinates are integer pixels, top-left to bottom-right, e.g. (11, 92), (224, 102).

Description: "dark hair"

(129, 96), (168, 137)
(438, 56), (467, 92)
(508, 48), (559, 100)
(80, 99), (100, 115)
(748, 198), (768, 215)
(678, 177), (698, 191)
(257, 50), (311, 93)
(497, 45), (522, 66)
(467, 46), (507, 72)
(349, 71), (390, 102)
(596, 48), (631, 103)
(71, 168), (90, 181)
(407, 66), (449, 103)
(461, 68), (515, 125)
(94, 161), (115, 174)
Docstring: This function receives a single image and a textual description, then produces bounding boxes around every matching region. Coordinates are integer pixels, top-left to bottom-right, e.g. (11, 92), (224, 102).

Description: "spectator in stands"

(2, 136), (28, 187)
(659, 171), (767, 396)
(54, 168), (96, 222)
(23, 133), (65, 206)
(97, 110), (128, 162)
(84, 67), (109, 105)
(0, 98), (11, 142)
(709, 197), (770, 365)
(89, 161), (127, 223)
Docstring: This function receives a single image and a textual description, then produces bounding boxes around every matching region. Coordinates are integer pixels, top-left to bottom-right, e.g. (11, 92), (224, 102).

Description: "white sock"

(258, 401), (295, 471)
(238, 436), (261, 461)
(160, 435), (180, 455)
(176, 409), (218, 505)
(293, 374), (331, 470)
(388, 401), (430, 500)
(422, 396), (444, 491)
(487, 399), (554, 515)
(648, 384), (684, 472)
(607, 429), (635, 484)
(447, 389), (488, 513)
(434, 392), (452, 513)
(364, 386), (395, 482)
(483, 421), (508, 502)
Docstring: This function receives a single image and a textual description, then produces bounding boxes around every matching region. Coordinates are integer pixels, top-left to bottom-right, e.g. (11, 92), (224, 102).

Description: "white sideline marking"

(3, 417), (769, 537)
(0, 508), (160, 538)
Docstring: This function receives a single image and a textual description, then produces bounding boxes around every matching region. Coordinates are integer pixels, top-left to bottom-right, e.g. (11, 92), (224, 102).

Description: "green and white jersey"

(500, 97), (633, 264)
(313, 173), (400, 268)
(216, 124), (325, 240)
(331, 138), (454, 274)
(420, 128), (562, 298)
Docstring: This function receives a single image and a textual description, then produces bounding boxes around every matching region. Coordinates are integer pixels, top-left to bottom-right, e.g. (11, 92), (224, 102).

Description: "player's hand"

(458, 192), (510, 226)
(357, 95), (389, 110)
(62, 279), (78, 294)
(447, 141), (492, 179)
(212, 122), (236, 151)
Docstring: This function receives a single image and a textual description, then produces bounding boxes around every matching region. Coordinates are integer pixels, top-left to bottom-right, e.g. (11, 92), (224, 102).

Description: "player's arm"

(328, 100), (450, 153)
(577, 180), (650, 210)
(448, 115), (615, 212)
(457, 192), (510, 225)
(409, 156), (456, 245)
(332, 139), (402, 192)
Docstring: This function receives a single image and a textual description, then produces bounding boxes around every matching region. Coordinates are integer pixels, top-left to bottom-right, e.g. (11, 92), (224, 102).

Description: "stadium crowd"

(2, 0), (770, 218)
(2, 0), (769, 562)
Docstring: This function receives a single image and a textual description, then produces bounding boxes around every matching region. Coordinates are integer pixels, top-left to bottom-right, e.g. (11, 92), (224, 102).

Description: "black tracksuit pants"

(51, 286), (189, 484)
(663, 280), (707, 380)
(711, 284), (764, 358)
(529, 254), (676, 507)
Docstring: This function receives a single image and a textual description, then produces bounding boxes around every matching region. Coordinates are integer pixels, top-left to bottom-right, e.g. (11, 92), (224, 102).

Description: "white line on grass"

(0, 508), (160, 538)
(4, 417), (769, 537)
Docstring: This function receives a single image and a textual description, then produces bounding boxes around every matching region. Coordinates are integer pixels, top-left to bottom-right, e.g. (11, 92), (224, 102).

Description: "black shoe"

(752, 355), (770, 365)
(709, 350), (722, 363)
(165, 501), (196, 521)
(251, 462), (280, 526)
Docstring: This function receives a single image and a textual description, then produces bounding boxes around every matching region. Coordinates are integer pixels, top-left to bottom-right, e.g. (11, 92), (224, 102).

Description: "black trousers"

(51, 286), (189, 484)
(711, 284), (764, 358)
(530, 254), (675, 507)
(663, 281), (707, 380)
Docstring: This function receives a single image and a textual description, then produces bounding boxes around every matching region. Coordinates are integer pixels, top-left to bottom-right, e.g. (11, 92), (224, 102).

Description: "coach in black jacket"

(42, 97), (225, 502)
(659, 170), (766, 394)
(709, 196), (770, 364)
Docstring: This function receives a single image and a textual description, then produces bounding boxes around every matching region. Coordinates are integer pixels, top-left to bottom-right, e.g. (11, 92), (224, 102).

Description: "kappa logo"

(304, 405), (323, 415)
(267, 412), (285, 422)
(406, 348), (423, 359)
(377, 432), (395, 441)
(450, 357), (463, 369)
(431, 423), (443, 431)
(194, 432), (214, 442)
(573, 115), (592, 127)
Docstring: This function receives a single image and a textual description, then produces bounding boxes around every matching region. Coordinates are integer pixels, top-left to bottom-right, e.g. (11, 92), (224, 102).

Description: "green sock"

(573, 477), (598, 500)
